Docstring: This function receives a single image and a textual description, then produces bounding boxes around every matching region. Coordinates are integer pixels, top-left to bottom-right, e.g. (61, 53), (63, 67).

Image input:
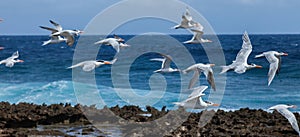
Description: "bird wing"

(39, 26), (58, 33)
(10, 51), (19, 59)
(275, 55), (281, 74)
(94, 39), (108, 45)
(188, 86), (208, 99)
(82, 62), (96, 72)
(234, 32), (252, 65)
(159, 54), (172, 69)
(277, 108), (300, 135)
(60, 31), (75, 46)
(192, 31), (204, 41)
(188, 69), (200, 89)
(203, 68), (216, 91)
(49, 20), (63, 31)
(109, 40), (120, 53)
(184, 7), (192, 22)
(268, 60), (279, 86)
(5, 61), (14, 67)
(183, 64), (197, 74)
(180, 15), (190, 27)
(190, 22), (204, 33)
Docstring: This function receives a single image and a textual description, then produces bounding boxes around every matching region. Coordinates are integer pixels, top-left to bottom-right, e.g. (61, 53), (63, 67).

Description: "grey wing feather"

(82, 63), (96, 72)
(188, 70), (200, 89)
(61, 32), (74, 46)
(110, 40), (120, 53)
(277, 108), (300, 135)
(159, 54), (172, 69)
(207, 71), (216, 91)
(268, 61), (278, 86)
(188, 86), (208, 99)
(11, 51), (19, 59)
(39, 26), (58, 33)
(275, 55), (281, 74)
(49, 20), (62, 31)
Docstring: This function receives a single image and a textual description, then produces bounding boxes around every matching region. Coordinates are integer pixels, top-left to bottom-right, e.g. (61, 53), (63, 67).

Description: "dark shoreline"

(0, 102), (299, 136)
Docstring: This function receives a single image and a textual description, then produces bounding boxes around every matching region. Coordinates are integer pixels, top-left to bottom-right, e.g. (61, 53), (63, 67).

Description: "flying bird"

(48, 20), (83, 46)
(39, 25), (67, 46)
(0, 51), (24, 67)
(220, 31), (262, 74)
(183, 63), (216, 91)
(94, 34), (127, 53)
(255, 51), (288, 86)
(150, 53), (180, 73)
(173, 7), (195, 29)
(68, 58), (117, 72)
(269, 104), (300, 136)
(173, 86), (219, 109)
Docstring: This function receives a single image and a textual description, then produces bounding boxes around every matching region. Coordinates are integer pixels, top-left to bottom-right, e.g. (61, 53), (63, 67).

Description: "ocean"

(0, 34), (299, 112)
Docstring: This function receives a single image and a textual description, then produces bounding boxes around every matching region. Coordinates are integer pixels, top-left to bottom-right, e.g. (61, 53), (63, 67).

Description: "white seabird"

(0, 51), (24, 67)
(173, 86), (219, 109)
(269, 104), (300, 136)
(220, 31), (262, 74)
(183, 63), (216, 91)
(68, 58), (117, 72)
(150, 53), (180, 73)
(255, 51), (288, 86)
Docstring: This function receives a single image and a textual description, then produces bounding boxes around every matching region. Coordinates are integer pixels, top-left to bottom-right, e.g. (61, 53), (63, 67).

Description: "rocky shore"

(0, 102), (299, 136)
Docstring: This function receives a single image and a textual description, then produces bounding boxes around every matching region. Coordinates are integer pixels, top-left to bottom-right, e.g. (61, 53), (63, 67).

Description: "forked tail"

(220, 66), (231, 74)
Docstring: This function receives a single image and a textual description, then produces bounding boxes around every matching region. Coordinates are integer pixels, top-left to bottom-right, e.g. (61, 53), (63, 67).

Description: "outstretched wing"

(60, 31), (75, 46)
(39, 26), (58, 34)
(10, 51), (19, 59)
(49, 20), (63, 31)
(277, 108), (300, 135)
(188, 70), (200, 89)
(234, 31), (252, 65)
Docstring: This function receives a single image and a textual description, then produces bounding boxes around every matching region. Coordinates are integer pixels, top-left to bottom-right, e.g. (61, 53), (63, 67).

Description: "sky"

(0, 0), (300, 35)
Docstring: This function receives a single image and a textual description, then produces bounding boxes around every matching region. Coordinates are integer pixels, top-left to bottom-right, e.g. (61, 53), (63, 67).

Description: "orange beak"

(210, 64), (215, 67)
(255, 65), (262, 68)
(18, 60), (24, 63)
(212, 104), (219, 107)
(104, 61), (111, 65)
(283, 53), (288, 56)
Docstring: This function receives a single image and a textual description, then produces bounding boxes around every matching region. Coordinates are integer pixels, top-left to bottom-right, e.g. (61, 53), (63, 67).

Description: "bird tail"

(42, 41), (50, 46)
(172, 102), (182, 106)
(255, 54), (264, 58)
(220, 66), (231, 74)
(67, 63), (82, 69)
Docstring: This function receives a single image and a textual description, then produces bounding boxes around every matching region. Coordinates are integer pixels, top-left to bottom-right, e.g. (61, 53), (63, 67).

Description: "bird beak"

(104, 61), (111, 65)
(208, 40), (213, 43)
(19, 60), (24, 63)
(283, 53), (288, 56)
(79, 31), (84, 34)
(212, 104), (219, 107)
(210, 64), (215, 67)
(292, 105), (297, 108)
(0, 47), (4, 50)
(119, 38), (125, 42)
(255, 65), (263, 68)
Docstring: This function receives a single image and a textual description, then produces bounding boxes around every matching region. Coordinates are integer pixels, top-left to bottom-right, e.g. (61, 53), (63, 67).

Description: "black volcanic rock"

(0, 102), (300, 136)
